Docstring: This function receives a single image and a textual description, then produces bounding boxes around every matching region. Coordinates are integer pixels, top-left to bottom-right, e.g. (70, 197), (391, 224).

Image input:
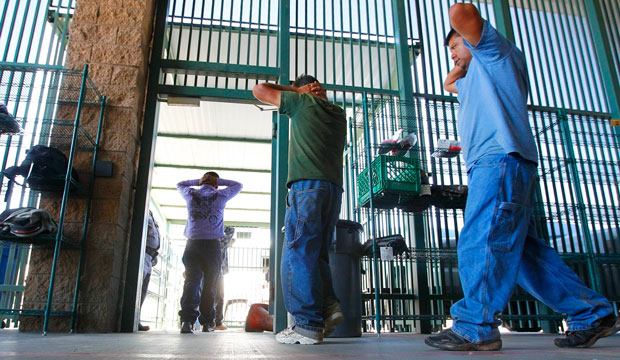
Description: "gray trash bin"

(328, 219), (363, 337)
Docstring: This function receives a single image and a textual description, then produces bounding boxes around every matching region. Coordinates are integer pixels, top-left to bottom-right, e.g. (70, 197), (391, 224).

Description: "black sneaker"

(138, 323), (150, 331)
(554, 314), (620, 348)
(202, 325), (214, 332)
(425, 328), (502, 351)
(180, 321), (195, 334)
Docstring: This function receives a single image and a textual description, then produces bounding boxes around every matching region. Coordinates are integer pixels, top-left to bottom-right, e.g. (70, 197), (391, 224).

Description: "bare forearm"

(260, 82), (298, 93)
(253, 82), (298, 106)
(444, 67), (467, 94)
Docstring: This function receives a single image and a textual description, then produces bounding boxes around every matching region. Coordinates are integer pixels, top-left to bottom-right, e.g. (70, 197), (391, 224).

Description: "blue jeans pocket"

(289, 189), (324, 248)
(489, 202), (525, 252)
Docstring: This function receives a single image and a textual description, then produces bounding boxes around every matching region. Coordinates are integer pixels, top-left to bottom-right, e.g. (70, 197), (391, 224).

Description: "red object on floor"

(244, 303), (273, 332)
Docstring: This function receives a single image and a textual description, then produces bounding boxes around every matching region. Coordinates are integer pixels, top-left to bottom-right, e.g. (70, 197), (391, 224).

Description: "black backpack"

(2, 145), (79, 195)
(361, 234), (409, 258)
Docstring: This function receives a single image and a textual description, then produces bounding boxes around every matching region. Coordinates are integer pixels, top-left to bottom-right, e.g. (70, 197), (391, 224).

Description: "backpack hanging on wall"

(2, 145), (79, 196)
(0, 207), (58, 238)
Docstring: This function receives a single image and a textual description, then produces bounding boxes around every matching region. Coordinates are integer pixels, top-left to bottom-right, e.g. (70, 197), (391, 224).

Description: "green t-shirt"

(279, 92), (346, 188)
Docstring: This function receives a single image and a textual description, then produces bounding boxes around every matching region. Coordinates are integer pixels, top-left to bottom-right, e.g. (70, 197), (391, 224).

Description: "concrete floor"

(1, 329), (619, 360)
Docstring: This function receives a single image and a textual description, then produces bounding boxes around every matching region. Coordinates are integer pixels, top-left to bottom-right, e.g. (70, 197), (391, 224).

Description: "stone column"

(20, 0), (157, 332)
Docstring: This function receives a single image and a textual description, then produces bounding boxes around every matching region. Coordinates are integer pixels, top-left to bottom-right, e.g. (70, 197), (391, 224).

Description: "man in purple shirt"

(177, 171), (242, 333)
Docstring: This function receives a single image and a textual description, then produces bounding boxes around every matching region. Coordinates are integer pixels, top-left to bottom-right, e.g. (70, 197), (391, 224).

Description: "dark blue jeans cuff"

(293, 323), (323, 340)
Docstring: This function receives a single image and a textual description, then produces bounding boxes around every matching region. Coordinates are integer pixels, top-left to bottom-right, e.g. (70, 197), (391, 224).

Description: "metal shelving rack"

(349, 95), (436, 334)
(0, 64), (105, 334)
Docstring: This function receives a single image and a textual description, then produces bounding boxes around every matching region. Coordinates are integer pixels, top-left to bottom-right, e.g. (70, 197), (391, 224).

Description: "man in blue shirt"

(425, 3), (619, 351)
(177, 172), (242, 333)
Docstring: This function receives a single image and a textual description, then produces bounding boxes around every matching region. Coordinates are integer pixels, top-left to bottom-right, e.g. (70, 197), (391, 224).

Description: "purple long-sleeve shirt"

(177, 178), (243, 240)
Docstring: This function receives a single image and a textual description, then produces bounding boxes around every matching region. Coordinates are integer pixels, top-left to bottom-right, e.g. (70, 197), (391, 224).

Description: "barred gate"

(220, 246), (270, 327)
(147, 0), (620, 334)
(350, 96), (620, 333)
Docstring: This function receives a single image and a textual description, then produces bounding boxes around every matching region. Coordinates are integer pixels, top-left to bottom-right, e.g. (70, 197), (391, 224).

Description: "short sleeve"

(464, 20), (513, 64)
(279, 92), (305, 118)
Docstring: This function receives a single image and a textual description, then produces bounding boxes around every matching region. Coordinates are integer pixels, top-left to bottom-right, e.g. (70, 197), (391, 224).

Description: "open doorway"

(140, 99), (273, 331)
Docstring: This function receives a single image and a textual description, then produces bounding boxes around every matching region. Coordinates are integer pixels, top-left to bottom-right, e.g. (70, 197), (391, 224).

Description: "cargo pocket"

(489, 202), (526, 252)
(289, 188), (324, 248)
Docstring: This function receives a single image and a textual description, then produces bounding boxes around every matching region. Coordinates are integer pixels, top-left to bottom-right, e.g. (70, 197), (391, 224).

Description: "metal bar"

(43, 64), (90, 335)
(122, 0), (168, 333)
(362, 93), (381, 334)
(153, 163), (270, 173)
(391, 0), (431, 334)
(161, 60), (280, 80)
(1, 0), (20, 61)
(224, 0), (236, 89)
(157, 85), (255, 100)
(583, 0), (620, 145)
(558, 109), (600, 291)
(492, 0), (515, 42)
(70, 95), (106, 332)
(265, 0), (272, 67)
(269, 111), (278, 315)
(156, 132), (270, 143)
(273, 0), (290, 334)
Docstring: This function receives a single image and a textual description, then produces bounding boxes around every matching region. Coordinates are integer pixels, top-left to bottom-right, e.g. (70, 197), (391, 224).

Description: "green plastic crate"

(357, 155), (421, 208)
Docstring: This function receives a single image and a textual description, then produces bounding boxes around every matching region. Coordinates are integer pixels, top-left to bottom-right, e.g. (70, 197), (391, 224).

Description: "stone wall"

(20, 0), (157, 332)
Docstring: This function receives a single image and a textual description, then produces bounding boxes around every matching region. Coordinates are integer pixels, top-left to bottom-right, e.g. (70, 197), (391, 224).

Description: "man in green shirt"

(253, 75), (346, 345)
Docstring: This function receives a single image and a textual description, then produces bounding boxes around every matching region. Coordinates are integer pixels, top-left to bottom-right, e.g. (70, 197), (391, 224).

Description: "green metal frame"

(272, 0), (291, 334)
(122, 0), (168, 333)
(0, 64), (105, 334)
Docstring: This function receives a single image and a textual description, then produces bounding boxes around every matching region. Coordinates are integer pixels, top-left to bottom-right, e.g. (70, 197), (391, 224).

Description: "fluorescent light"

(167, 96), (200, 107)
(254, 103), (278, 111)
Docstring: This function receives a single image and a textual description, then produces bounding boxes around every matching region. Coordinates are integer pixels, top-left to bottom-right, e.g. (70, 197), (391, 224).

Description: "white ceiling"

(152, 100), (273, 227)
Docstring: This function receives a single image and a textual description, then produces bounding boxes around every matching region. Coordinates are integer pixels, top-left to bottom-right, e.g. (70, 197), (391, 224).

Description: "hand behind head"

(297, 81), (327, 99)
(200, 174), (218, 187)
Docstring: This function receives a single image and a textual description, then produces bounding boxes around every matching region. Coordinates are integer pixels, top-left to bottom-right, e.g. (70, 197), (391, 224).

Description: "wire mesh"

(0, 1), (74, 67)
(0, 65), (104, 234)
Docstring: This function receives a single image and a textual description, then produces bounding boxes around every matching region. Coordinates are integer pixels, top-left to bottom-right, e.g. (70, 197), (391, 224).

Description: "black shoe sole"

(555, 317), (620, 348)
(424, 337), (502, 351)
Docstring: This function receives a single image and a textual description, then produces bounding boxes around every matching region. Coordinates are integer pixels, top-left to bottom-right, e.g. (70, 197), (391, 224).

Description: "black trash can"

(328, 219), (363, 337)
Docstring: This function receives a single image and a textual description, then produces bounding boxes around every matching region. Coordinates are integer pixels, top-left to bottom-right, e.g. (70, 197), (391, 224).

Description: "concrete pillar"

(20, 0), (156, 332)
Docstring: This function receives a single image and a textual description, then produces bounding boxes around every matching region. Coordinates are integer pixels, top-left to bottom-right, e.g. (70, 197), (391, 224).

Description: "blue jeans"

(281, 180), (343, 339)
(179, 240), (222, 325)
(451, 154), (613, 344)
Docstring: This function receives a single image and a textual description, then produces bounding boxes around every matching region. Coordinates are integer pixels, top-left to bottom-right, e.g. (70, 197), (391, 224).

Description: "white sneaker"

(323, 302), (344, 337)
(276, 327), (323, 345)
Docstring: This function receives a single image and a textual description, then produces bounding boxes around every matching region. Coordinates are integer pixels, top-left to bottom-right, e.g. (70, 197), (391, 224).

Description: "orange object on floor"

(244, 303), (273, 332)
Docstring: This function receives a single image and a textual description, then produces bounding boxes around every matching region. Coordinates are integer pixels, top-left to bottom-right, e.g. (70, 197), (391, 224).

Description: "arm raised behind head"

(253, 82), (300, 107)
(449, 3), (484, 47)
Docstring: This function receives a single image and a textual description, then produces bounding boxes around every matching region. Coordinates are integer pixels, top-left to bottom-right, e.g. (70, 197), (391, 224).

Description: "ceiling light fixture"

(167, 96), (201, 107)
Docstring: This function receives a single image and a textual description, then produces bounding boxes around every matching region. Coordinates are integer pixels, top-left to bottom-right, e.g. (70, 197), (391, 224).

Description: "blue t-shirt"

(455, 20), (538, 170)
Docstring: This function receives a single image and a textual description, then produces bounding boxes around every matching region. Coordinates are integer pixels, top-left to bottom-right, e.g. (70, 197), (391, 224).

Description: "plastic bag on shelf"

(0, 207), (58, 238)
(377, 129), (418, 157)
(431, 139), (461, 158)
